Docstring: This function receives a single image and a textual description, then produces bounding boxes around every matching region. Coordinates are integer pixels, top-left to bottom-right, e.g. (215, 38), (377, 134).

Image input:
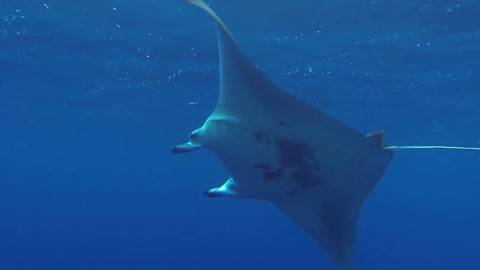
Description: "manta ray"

(170, 0), (480, 269)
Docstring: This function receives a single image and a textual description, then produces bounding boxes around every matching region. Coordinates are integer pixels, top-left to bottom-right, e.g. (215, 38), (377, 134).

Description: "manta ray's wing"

(185, 0), (354, 129)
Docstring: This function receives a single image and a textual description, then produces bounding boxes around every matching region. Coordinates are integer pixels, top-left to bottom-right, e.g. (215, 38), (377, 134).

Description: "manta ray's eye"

(189, 132), (198, 140)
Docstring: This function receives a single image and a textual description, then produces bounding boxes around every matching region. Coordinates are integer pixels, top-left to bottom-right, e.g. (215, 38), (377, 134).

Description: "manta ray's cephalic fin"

(203, 177), (239, 198)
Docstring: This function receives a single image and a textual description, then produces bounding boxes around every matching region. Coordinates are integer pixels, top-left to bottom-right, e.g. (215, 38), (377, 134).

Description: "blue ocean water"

(1, 0), (479, 269)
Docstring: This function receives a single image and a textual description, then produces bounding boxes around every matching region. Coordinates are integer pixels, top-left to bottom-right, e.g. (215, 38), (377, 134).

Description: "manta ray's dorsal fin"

(366, 130), (385, 146)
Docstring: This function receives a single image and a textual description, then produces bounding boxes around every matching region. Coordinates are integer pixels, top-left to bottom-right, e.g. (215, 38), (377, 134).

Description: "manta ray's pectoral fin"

(276, 194), (358, 270)
(203, 177), (239, 198)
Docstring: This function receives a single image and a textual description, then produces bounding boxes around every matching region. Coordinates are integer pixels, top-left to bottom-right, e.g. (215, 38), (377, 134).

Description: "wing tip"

(179, 0), (201, 6)
(180, 0), (237, 43)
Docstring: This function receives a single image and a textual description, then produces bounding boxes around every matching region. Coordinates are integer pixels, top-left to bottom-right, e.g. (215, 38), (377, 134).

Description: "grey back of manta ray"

(171, 0), (394, 269)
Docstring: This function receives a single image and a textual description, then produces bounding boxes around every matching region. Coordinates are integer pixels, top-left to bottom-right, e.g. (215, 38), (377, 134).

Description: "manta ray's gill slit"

(262, 168), (284, 182)
(252, 163), (284, 182)
(277, 120), (294, 127)
(313, 161), (322, 171)
(252, 163), (272, 170)
(252, 131), (270, 146)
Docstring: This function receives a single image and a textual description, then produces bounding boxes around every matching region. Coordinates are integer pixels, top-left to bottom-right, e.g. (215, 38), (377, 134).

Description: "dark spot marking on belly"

(278, 121), (285, 126)
(287, 189), (300, 198)
(274, 138), (324, 189)
(253, 163), (272, 170)
(290, 165), (323, 189)
(312, 160), (322, 171)
(253, 132), (271, 146)
(253, 132), (264, 143)
(275, 138), (313, 168)
(263, 168), (283, 182)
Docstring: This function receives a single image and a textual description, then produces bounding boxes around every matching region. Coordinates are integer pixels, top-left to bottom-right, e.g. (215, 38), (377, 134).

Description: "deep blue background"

(1, 0), (479, 269)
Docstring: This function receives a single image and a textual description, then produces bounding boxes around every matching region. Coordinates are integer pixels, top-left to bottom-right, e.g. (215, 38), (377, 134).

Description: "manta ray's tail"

(367, 131), (480, 152)
(385, 145), (480, 151)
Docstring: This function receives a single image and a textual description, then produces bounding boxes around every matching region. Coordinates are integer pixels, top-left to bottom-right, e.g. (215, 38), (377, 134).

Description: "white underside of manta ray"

(170, 0), (480, 269)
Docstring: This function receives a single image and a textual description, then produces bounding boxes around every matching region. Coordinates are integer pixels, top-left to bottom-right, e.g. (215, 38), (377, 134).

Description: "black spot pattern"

(262, 168), (284, 182)
(289, 165), (321, 189)
(275, 138), (313, 167)
(253, 163), (283, 182)
(275, 138), (324, 194)
(252, 163), (272, 170)
(251, 138), (324, 193)
(287, 189), (300, 198)
(253, 131), (270, 146)
(253, 132), (264, 142)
